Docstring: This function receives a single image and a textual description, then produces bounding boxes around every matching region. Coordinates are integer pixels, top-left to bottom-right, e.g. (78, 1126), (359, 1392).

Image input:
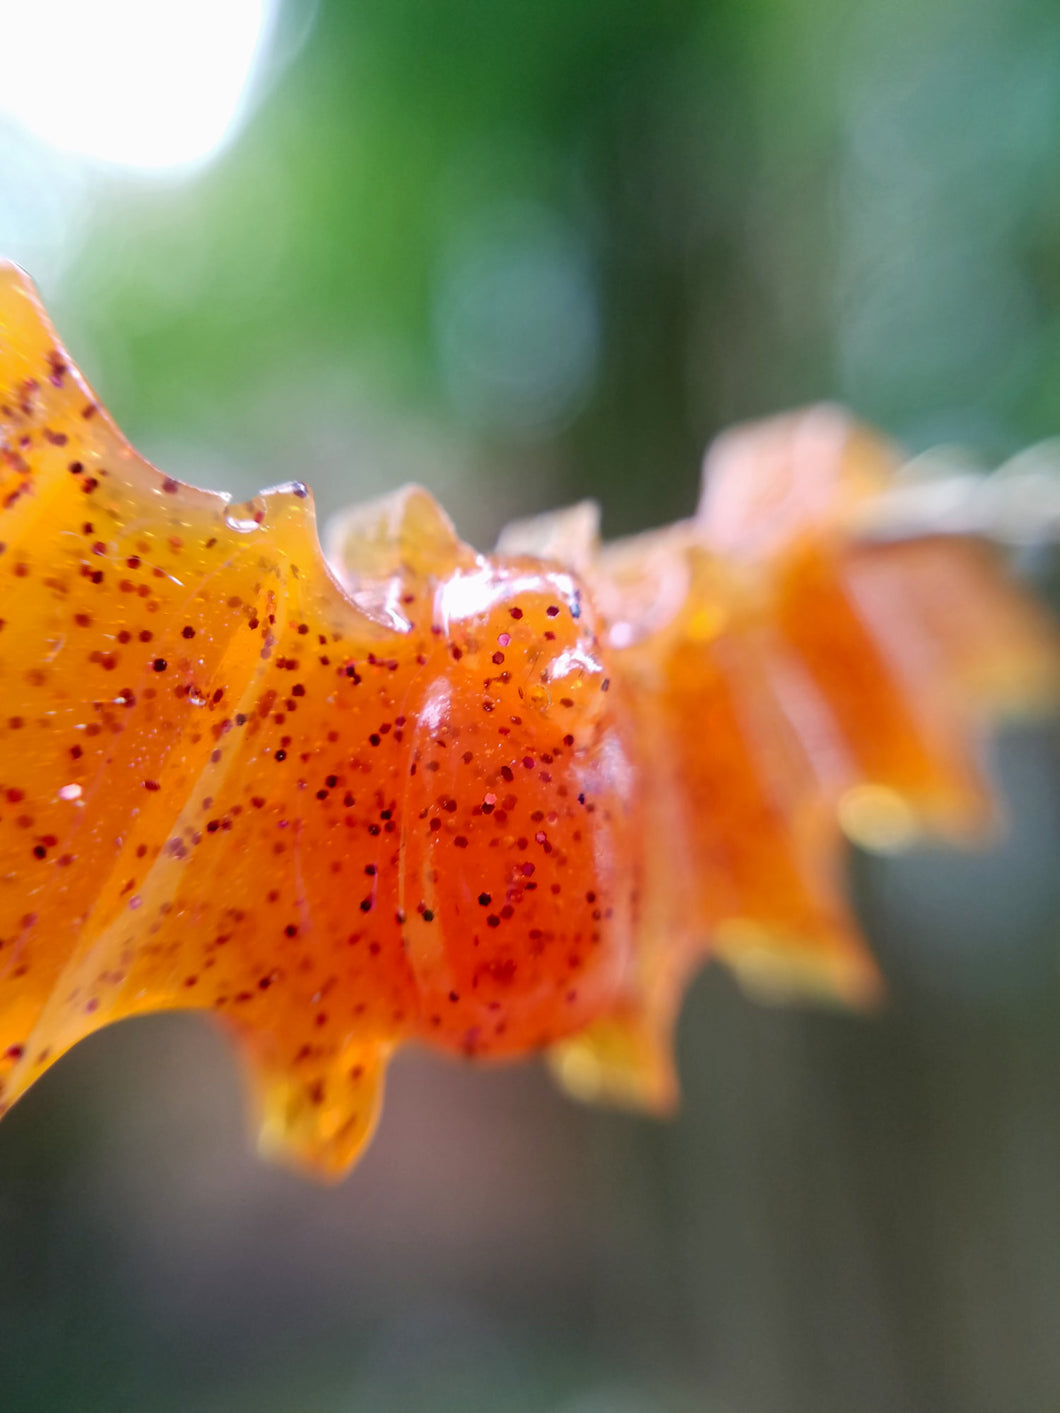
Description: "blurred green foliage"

(42, 0), (1060, 537)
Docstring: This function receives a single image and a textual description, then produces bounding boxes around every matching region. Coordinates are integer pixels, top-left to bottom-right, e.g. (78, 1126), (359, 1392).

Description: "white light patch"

(0, 0), (277, 172)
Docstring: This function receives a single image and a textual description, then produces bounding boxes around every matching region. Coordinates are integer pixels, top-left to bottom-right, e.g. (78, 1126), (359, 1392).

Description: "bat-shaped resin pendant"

(0, 261), (1055, 1176)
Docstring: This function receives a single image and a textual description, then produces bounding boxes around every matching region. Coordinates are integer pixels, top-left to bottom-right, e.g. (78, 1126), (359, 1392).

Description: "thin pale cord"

(854, 442), (1060, 546)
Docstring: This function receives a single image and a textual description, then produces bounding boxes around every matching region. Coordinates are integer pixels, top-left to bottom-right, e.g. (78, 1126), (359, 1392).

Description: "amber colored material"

(0, 264), (1055, 1177)
(548, 412), (1057, 1109)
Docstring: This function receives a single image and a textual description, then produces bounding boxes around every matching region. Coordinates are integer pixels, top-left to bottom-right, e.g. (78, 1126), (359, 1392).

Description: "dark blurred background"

(2, 1), (1060, 1409)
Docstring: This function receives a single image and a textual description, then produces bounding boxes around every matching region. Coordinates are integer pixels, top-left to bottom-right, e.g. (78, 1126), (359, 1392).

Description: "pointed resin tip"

(324, 483), (476, 587)
(548, 1009), (680, 1114)
(240, 1030), (390, 1181)
(0, 261), (52, 380)
(495, 500), (601, 573)
(714, 919), (885, 1009)
(698, 404), (897, 558)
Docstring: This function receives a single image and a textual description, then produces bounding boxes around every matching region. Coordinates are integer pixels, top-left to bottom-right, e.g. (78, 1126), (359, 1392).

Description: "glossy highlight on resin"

(0, 261), (1055, 1177)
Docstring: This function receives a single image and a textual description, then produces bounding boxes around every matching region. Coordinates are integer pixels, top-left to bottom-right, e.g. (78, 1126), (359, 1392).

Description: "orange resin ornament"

(0, 262), (1055, 1177)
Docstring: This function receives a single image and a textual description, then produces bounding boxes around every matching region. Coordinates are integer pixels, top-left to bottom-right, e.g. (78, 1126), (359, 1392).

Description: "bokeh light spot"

(0, 0), (278, 172)
(434, 204), (600, 438)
